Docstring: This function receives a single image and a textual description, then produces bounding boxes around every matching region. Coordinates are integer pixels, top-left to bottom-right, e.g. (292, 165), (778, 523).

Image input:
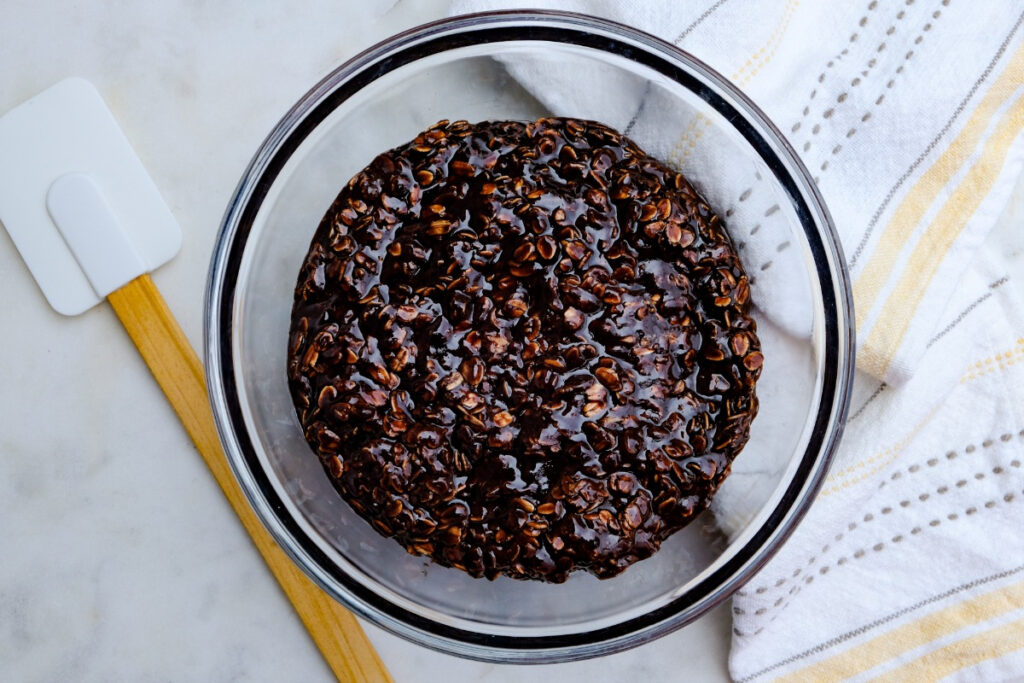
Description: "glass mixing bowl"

(205, 10), (854, 663)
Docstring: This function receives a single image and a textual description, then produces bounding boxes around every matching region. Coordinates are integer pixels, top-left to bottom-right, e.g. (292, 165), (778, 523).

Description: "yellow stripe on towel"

(777, 581), (1024, 682)
(672, 0), (800, 166)
(868, 617), (1024, 682)
(852, 37), (1024, 334)
(819, 335), (1022, 491)
(859, 91), (1024, 378)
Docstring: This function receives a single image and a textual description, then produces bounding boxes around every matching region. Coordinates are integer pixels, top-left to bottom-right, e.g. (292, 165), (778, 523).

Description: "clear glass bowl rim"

(204, 9), (856, 663)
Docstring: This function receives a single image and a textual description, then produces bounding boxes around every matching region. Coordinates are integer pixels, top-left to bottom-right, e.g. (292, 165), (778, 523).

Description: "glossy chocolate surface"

(288, 118), (761, 582)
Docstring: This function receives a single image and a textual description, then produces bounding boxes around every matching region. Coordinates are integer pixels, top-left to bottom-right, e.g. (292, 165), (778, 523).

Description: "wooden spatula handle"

(107, 274), (393, 683)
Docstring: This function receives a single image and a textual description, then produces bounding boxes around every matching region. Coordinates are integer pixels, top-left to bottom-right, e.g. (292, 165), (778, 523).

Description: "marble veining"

(0, 1), (732, 680)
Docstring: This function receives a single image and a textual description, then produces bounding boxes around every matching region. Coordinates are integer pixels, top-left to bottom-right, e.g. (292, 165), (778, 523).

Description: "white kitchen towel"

(450, 0), (1024, 386)
(448, 1), (1024, 679)
(726, 206), (1024, 681)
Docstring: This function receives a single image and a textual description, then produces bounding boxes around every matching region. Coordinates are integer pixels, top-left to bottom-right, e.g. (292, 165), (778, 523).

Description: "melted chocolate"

(288, 118), (761, 582)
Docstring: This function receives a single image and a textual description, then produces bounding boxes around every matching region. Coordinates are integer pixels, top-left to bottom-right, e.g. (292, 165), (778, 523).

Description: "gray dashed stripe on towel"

(736, 430), (1024, 608)
(794, 0), (910, 143)
(791, 0), (882, 134)
(735, 486), (1024, 644)
(735, 561), (1024, 682)
(848, 7), (1024, 267)
(803, 0), (949, 168)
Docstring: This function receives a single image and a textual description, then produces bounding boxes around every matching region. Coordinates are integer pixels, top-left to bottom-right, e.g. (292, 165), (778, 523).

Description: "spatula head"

(0, 78), (181, 315)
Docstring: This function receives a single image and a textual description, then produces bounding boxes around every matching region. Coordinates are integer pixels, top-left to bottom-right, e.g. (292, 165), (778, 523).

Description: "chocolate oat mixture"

(287, 118), (761, 582)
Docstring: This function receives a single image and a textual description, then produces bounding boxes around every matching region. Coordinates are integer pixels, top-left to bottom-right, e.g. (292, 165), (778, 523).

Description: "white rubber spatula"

(0, 78), (392, 683)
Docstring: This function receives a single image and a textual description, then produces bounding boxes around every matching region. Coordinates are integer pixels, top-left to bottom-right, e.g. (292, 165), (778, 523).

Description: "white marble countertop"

(0, 2), (733, 680)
